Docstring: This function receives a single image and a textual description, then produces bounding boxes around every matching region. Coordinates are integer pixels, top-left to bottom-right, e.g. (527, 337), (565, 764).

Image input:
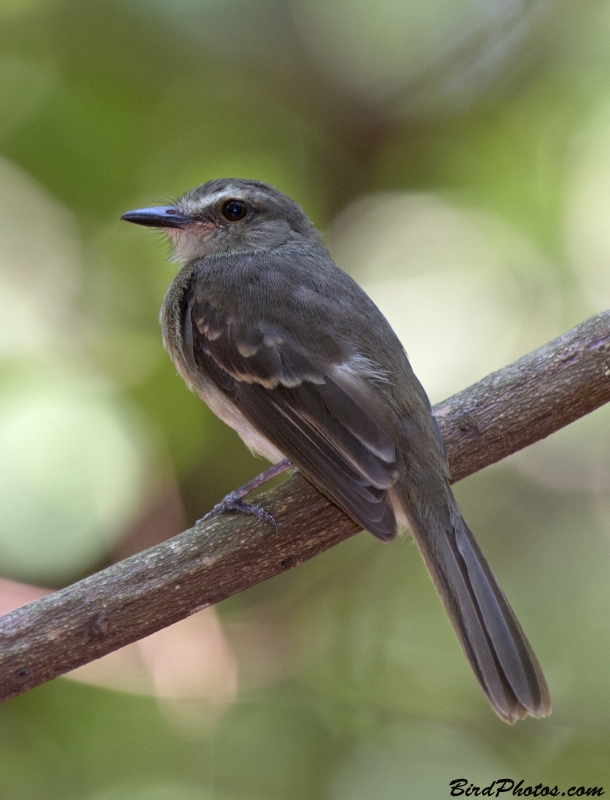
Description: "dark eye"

(221, 199), (248, 221)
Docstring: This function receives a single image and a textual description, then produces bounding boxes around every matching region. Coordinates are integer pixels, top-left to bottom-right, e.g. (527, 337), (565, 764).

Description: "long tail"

(394, 479), (551, 723)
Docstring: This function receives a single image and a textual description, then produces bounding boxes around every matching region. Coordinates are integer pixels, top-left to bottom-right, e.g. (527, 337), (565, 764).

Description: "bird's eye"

(221, 199), (248, 221)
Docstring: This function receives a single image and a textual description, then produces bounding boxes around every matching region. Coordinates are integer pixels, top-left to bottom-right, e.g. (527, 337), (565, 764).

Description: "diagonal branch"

(0, 310), (609, 703)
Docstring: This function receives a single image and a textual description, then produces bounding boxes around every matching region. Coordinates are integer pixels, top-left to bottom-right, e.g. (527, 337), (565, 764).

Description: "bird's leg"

(199, 459), (293, 532)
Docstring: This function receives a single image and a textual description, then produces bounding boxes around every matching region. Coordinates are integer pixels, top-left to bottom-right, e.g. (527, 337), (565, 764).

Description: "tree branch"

(1, 310), (609, 702)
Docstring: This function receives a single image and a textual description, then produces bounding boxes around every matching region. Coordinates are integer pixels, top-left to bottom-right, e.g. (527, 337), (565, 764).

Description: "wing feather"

(186, 291), (401, 541)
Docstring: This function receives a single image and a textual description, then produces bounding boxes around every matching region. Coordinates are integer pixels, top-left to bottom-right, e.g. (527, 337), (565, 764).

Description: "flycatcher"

(122, 179), (551, 723)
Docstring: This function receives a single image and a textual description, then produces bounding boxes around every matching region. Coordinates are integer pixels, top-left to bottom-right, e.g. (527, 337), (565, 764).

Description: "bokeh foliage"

(1, 0), (610, 797)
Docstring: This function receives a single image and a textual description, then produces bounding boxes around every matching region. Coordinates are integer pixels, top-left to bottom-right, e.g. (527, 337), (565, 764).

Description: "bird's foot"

(202, 494), (279, 531)
(198, 459), (293, 532)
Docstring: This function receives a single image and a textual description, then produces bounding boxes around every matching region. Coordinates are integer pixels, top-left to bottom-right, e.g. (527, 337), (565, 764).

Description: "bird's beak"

(121, 206), (192, 229)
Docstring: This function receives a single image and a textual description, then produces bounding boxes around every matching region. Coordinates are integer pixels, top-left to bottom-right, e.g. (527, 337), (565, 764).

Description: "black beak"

(121, 206), (192, 229)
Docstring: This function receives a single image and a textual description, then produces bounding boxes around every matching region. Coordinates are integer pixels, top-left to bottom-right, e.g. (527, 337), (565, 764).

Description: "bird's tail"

(393, 480), (551, 723)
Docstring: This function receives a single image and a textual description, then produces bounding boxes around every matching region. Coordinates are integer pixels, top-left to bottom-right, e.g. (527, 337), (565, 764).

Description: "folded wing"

(184, 292), (402, 541)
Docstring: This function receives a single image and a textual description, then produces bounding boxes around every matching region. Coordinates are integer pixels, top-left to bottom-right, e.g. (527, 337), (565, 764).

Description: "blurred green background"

(1, 0), (610, 797)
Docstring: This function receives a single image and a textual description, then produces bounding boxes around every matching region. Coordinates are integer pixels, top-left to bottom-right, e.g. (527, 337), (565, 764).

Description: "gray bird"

(122, 179), (551, 723)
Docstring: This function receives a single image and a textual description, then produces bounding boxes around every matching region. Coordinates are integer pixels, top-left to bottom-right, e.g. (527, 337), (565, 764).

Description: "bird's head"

(121, 179), (316, 263)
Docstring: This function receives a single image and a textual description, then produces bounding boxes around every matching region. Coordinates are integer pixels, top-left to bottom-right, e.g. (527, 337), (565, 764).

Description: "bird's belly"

(195, 378), (286, 464)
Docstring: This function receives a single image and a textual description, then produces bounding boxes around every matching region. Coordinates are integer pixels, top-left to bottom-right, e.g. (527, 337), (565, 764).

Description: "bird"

(122, 178), (551, 723)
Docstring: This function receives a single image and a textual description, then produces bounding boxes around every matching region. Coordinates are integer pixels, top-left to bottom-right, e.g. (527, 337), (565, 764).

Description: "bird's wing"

(183, 292), (401, 541)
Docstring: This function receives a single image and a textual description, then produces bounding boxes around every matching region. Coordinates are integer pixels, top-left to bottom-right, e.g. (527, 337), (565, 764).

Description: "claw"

(200, 494), (279, 532)
(197, 459), (292, 532)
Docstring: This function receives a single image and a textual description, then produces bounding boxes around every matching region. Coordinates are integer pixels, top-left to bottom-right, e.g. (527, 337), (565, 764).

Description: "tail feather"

(395, 486), (551, 723)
